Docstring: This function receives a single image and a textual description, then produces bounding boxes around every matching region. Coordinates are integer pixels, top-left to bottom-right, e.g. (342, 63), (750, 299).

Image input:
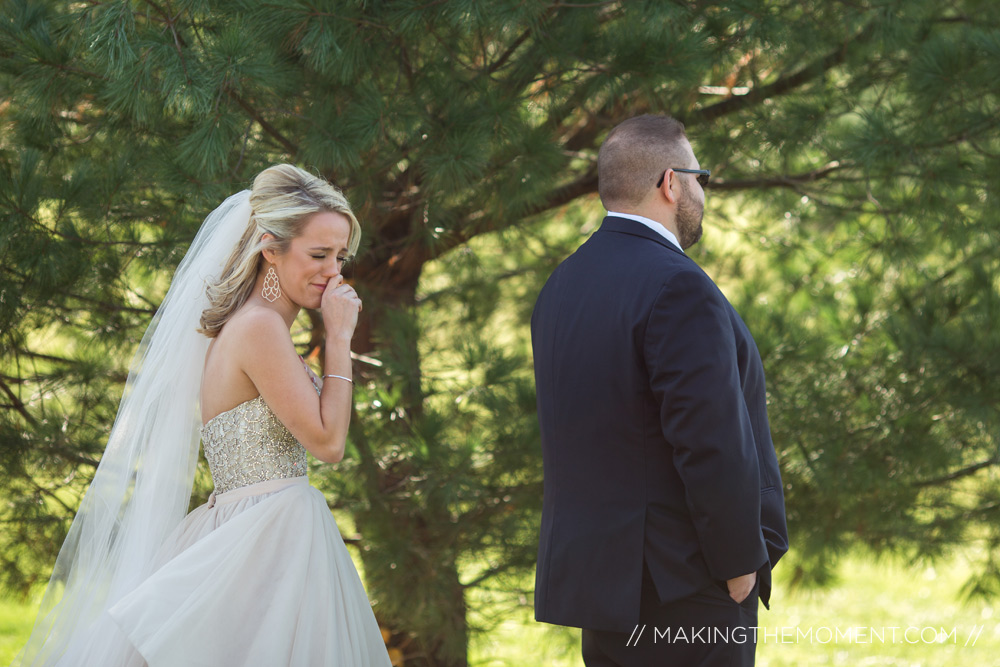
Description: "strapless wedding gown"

(106, 395), (392, 666)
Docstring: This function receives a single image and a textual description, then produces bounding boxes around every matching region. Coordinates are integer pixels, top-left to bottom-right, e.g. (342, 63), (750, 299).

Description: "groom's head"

(598, 114), (706, 248)
(598, 115), (691, 210)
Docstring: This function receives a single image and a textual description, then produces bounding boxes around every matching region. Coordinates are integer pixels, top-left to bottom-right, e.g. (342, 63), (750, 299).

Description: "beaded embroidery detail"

(201, 396), (308, 494)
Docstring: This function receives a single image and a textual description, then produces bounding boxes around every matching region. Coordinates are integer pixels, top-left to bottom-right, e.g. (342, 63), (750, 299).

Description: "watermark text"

(624, 624), (986, 647)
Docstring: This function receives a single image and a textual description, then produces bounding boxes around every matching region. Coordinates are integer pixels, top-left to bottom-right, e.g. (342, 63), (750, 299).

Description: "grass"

(467, 550), (1000, 667)
(3, 550), (998, 666)
(0, 591), (40, 666)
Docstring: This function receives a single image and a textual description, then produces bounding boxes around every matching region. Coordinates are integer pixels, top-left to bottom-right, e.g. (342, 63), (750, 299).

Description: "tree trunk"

(346, 259), (474, 665)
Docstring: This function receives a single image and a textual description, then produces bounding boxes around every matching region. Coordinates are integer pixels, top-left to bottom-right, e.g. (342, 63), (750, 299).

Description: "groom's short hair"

(598, 114), (689, 210)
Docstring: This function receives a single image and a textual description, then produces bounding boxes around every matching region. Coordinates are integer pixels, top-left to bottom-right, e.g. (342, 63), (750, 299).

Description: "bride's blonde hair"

(198, 164), (361, 337)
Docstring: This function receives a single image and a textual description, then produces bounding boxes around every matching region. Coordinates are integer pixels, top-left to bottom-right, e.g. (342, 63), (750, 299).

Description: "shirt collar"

(605, 211), (683, 253)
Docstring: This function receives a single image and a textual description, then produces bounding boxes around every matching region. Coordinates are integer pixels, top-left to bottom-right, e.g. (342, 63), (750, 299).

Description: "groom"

(531, 114), (788, 666)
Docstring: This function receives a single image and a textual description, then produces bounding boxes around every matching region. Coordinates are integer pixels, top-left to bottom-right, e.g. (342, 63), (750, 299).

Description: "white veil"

(14, 191), (253, 666)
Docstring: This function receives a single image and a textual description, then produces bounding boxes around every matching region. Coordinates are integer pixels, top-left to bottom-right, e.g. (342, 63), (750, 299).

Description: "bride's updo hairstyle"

(198, 164), (361, 337)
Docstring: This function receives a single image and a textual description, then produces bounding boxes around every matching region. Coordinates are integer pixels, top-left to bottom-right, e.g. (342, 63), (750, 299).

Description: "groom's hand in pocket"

(726, 571), (757, 604)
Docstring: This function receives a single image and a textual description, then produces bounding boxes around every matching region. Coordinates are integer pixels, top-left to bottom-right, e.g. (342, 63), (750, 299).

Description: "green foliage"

(2, 0), (999, 664)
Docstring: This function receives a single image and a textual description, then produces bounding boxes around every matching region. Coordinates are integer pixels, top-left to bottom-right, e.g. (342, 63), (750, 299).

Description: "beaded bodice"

(200, 396), (308, 494)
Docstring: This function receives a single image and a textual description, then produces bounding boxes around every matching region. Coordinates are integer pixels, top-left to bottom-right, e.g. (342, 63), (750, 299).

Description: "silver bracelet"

(322, 374), (354, 384)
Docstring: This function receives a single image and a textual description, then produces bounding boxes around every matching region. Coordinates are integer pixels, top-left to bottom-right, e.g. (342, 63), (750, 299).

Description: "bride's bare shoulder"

(221, 305), (291, 351)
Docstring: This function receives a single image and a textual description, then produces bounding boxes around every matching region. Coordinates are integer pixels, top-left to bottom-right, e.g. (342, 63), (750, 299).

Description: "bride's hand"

(321, 276), (362, 342)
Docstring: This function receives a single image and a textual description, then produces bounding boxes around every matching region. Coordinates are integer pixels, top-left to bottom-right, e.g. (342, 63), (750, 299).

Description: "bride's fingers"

(322, 276), (343, 291)
(336, 287), (361, 303)
(324, 284), (353, 299)
(324, 286), (362, 312)
(339, 289), (362, 308)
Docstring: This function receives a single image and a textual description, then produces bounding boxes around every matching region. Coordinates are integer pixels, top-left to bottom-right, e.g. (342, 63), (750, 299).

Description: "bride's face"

(269, 211), (352, 309)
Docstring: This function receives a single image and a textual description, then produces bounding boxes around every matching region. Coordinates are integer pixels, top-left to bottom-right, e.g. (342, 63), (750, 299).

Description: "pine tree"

(2, 0), (998, 663)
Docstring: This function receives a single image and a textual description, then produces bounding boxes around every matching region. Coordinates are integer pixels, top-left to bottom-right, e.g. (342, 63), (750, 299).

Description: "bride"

(14, 165), (393, 666)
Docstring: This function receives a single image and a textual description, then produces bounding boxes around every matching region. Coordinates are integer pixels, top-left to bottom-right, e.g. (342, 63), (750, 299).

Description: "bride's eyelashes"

(309, 254), (349, 263)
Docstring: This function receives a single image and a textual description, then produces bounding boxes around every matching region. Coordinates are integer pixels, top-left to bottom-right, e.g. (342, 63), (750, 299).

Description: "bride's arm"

(239, 275), (362, 462)
(237, 308), (356, 464)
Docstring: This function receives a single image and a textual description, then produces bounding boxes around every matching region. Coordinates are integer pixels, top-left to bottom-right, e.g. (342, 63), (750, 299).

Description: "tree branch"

(12, 348), (77, 365)
(0, 377), (38, 428)
(225, 90), (300, 157)
(485, 20), (541, 75)
(709, 161), (852, 191)
(37, 443), (101, 470)
(143, 0), (193, 84)
(914, 455), (999, 488)
(51, 289), (157, 315)
(28, 477), (80, 516)
(686, 19), (877, 126)
(438, 167), (599, 262)
(462, 557), (532, 589)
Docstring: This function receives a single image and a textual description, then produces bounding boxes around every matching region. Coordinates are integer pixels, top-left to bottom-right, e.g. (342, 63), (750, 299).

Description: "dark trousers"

(582, 565), (759, 667)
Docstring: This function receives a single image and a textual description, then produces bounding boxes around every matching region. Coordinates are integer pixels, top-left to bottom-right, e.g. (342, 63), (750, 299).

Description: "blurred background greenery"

(1, 0), (998, 665)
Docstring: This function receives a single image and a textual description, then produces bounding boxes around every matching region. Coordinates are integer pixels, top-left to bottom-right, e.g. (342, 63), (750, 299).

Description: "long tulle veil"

(14, 191), (253, 666)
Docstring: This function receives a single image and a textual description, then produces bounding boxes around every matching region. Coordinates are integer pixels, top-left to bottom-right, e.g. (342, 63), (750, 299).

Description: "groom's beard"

(676, 179), (704, 249)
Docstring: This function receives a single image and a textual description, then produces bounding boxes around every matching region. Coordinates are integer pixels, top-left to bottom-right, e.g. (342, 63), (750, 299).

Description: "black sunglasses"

(656, 168), (711, 188)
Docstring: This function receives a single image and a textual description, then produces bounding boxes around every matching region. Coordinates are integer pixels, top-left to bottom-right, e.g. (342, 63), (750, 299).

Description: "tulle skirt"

(106, 476), (391, 667)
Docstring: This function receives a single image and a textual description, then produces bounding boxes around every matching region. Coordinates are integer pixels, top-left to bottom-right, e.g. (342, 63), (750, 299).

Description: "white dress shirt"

(606, 211), (683, 253)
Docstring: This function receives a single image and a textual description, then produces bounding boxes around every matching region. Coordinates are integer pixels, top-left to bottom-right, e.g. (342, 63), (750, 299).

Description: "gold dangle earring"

(262, 265), (281, 302)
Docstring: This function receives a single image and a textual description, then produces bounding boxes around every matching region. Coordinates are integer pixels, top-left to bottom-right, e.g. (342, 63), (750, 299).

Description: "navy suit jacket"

(531, 216), (788, 632)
